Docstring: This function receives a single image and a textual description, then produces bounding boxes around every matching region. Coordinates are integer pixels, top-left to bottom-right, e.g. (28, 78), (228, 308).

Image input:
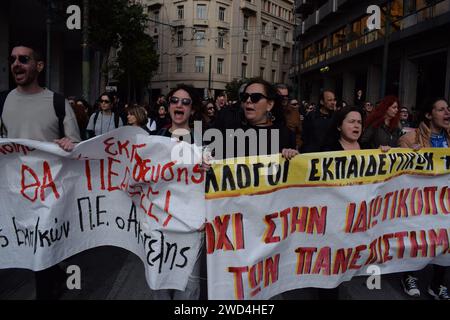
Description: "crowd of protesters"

(1, 43), (449, 301)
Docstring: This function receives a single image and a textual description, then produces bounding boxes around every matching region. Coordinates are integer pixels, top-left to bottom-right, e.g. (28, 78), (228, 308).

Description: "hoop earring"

(266, 111), (275, 122)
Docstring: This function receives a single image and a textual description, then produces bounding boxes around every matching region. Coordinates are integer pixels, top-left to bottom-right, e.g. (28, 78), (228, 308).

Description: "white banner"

(205, 150), (450, 299)
(0, 127), (205, 291)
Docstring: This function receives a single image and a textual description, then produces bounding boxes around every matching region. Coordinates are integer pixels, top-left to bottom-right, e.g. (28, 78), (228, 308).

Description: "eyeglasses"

(240, 92), (268, 103)
(207, 107), (215, 110)
(100, 99), (111, 104)
(279, 94), (289, 100)
(169, 96), (192, 106)
(9, 55), (32, 65)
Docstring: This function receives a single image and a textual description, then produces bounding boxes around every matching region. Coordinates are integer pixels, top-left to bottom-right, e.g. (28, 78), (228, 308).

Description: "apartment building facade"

(142, 0), (295, 98)
(293, 0), (450, 111)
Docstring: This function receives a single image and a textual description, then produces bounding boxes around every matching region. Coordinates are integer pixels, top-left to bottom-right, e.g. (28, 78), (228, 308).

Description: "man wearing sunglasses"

(0, 45), (81, 300)
(0, 44), (80, 151)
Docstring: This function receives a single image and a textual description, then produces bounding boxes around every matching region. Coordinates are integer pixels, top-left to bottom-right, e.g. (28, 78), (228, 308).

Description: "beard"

(13, 68), (39, 87)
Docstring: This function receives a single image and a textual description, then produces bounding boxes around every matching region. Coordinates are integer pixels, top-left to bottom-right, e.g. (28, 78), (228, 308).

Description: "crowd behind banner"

(1, 43), (450, 300)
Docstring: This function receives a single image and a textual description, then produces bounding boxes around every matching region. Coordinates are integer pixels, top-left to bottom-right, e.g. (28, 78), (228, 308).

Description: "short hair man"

(1, 44), (80, 150)
(215, 93), (227, 111)
(301, 90), (336, 153)
(0, 44), (81, 299)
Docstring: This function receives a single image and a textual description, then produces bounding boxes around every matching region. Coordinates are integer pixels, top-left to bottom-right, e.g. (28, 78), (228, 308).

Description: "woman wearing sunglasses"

(216, 78), (297, 160)
(154, 84), (203, 142)
(152, 84), (205, 300)
(86, 92), (123, 138)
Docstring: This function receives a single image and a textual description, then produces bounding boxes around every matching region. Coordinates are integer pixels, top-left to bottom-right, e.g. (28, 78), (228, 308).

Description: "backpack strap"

(0, 90), (12, 138)
(93, 110), (100, 132)
(114, 111), (120, 128)
(53, 92), (66, 139)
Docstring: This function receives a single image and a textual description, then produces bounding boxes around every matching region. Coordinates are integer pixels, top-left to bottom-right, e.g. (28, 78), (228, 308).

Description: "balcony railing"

(304, 11), (318, 31)
(318, 0), (334, 21)
(301, 0), (449, 70)
(240, 0), (257, 14)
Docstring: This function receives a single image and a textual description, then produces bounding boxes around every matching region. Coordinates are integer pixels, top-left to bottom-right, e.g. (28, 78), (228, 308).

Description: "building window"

(243, 15), (249, 30)
(177, 30), (183, 47)
(262, 22), (267, 35)
(217, 58), (224, 74)
(283, 48), (289, 64)
(261, 44), (267, 59)
(260, 67), (265, 78)
(154, 11), (160, 22)
(282, 72), (286, 83)
(195, 56), (205, 73)
(196, 4), (207, 19)
(284, 30), (289, 42)
(177, 5), (184, 19)
(271, 69), (276, 83)
(273, 25), (279, 39)
(241, 64), (247, 79)
(242, 39), (248, 54)
(218, 7), (226, 21)
(218, 31), (225, 49)
(176, 57), (183, 73)
(153, 36), (159, 50)
(195, 30), (205, 47)
(272, 47), (278, 62)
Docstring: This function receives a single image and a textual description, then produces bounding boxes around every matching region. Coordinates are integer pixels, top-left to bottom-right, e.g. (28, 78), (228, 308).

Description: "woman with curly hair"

(360, 95), (402, 149)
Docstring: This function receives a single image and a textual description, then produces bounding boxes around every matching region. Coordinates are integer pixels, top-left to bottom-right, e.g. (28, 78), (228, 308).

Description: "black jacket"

(301, 108), (335, 153)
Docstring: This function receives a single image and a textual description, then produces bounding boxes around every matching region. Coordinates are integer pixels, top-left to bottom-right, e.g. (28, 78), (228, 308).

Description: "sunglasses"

(169, 96), (192, 106)
(9, 55), (32, 65)
(100, 99), (111, 104)
(240, 92), (268, 103)
(207, 107), (215, 110)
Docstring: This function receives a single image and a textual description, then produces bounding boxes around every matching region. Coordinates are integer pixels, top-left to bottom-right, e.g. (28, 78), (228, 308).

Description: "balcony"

(304, 10), (319, 31)
(295, 0), (315, 15)
(193, 19), (209, 27)
(172, 20), (185, 28)
(240, 0), (257, 15)
(301, 0), (450, 72)
(217, 20), (230, 30)
(318, 0), (335, 22)
(399, 0), (450, 30)
(147, 0), (163, 10)
(261, 33), (271, 42)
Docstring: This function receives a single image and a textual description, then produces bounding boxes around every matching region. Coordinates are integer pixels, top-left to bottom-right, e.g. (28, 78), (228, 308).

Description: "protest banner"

(205, 149), (450, 300)
(0, 127), (205, 291)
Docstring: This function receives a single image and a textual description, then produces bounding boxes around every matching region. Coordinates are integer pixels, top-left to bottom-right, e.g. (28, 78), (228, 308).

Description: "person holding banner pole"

(398, 98), (450, 300)
(152, 84), (206, 300)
